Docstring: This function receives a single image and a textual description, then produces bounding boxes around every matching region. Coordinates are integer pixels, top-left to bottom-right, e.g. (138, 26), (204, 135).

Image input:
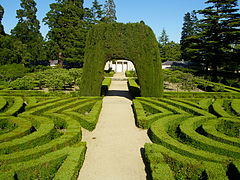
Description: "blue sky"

(1, 0), (240, 42)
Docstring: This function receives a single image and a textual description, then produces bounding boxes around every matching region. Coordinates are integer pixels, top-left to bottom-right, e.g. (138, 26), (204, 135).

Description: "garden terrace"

(0, 93), (102, 179)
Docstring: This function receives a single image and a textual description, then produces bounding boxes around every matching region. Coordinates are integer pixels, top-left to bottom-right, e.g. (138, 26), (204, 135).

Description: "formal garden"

(0, 0), (240, 179)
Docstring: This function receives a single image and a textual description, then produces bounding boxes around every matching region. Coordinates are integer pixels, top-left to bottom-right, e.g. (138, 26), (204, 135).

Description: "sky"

(1, 0), (240, 42)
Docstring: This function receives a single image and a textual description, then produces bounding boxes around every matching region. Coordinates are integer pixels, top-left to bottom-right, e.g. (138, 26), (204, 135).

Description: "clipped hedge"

(0, 97), (25, 116)
(127, 78), (141, 98)
(145, 143), (229, 180)
(101, 78), (112, 96)
(133, 99), (173, 129)
(231, 99), (240, 115)
(0, 142), (86, 180)
(80, 22), (163, 97)
(163, 91), (240, 99)
(63, 100), (102, 131)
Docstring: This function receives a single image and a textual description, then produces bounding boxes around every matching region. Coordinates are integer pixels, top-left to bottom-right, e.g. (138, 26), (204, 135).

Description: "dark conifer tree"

(197, 0), (240, 72)
(0, 4), (5, 35)
(44, 0), (86, 65)
(91, 0), (104, 24)
(11, 0), (45, 63)
(180, 11), (199, 61)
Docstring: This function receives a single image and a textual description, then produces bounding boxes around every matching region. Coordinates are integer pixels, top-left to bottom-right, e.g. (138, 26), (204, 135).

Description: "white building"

(104, 60), (135, 72)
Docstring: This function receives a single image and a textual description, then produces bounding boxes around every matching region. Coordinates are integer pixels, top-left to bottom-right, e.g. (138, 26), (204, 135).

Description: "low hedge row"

(145, 143), (229, 180)
(0, 114), (81, 165)
(133, 99), (173, 129)
(0, 96), (7, 112)
(202, 118), (240, 147)
(232, 99), (240, 115)
(198, 98), (213, 110)
(137, 97), (188, 114)
(127, 78), (140, 98)
(0, 116), (32, 143)
(63, 100), (102, 131)
(158, 98), (215, 117)
(149, 114), (231, 163)
(0, 115), (56, 154)
(210, 99), (232, 117)
(163, 92), (240, 99)
(101, 78), (112, 96)
(178, 116), (240, 159)
(0, 97), (25, 116)
(0, 142), (86, 180)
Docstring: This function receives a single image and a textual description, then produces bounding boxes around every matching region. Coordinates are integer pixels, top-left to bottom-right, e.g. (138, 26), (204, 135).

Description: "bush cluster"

(9, 68), (83, 90)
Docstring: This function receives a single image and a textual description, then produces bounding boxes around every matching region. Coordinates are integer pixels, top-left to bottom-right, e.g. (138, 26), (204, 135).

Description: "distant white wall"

(105, 60), (135, 72)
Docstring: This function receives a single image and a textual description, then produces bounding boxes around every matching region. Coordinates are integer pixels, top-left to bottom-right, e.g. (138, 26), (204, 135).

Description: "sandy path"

(78, 73), (151, 180)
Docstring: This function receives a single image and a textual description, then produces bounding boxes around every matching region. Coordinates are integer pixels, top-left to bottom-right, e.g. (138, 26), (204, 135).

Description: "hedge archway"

(80, 22), (163, 97)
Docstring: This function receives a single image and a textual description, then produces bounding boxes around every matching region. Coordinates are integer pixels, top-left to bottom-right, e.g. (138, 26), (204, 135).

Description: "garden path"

(78, 72), (151, 180)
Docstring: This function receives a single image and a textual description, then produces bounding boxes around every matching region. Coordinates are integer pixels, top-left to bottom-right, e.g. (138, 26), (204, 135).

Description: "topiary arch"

(79, 22), (163, 97)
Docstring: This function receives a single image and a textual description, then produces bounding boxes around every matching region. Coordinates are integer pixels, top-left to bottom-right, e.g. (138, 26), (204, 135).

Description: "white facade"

(104, 60), (135, 72)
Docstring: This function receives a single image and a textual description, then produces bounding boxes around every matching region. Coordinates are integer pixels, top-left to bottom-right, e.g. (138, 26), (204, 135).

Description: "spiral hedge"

(80, 22), (163, 97)
(133, 95), (240, 180)
(0, 92), (102, 179)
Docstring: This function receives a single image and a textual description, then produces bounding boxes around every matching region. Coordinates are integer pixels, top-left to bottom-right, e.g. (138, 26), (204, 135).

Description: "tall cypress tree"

(11, 0), (45, 63)
(44, 0), (87, 65)
(0, 4), (5, 35)
(103, 0), (117, 22)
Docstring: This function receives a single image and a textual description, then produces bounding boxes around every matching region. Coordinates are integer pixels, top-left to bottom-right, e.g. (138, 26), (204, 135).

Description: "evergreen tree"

(0, 4), (5, 35)
(91, 0), (104, 24)
(197, 0), (240, 72)
(103, 0), (117, 22)
(159, 28), (169, 45)
(43, 0), (87, 64)
(11, 0), (45, 64)
(180, 11), (199, 61)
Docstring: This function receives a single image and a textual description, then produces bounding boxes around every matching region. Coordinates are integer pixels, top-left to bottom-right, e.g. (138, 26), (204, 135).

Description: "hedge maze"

(133, 94), (240, 180)
(0, 92), (102, 179)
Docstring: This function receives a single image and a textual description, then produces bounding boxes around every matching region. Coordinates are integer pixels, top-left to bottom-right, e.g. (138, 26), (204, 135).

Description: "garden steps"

(78, 74), (151, 180)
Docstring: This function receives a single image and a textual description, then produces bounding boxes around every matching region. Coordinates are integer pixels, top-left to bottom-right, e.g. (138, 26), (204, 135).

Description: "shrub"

(9, 76), (36, 90)
(127, 78), (140, 98)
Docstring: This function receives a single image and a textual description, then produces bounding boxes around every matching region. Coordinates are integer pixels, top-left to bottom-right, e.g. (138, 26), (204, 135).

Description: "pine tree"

(43, 0), (87, 65)
(180, 11), (199, 61)
(197, 0), (240, 72)
(11, 0), (45, 63)
(103, 0), (117, 23)
(0, 4), (5, 35)
(159, 29), (169, 45)
(91, 0), (104, 24)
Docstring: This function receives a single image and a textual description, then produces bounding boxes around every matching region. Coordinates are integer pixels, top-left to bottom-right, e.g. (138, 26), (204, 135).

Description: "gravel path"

(78, 73), (151, 180)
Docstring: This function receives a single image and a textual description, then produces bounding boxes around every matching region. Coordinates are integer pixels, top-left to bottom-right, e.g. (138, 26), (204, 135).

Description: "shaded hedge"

(80, 22), (163, 97)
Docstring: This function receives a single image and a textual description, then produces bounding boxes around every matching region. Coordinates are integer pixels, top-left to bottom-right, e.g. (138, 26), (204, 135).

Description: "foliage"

(181, 0), (240, 73)
(103, 0), (117, 23)
(159, 41), (181, 61)
(0, 4), (5, 35)
(0, 64), (28, 82)
(43, 0), (87, 64)
(9, 76), (36, 90)
(80, 22), (163, 97)
(180, 11), (199, 61)
(159, 28), (169, 45)
(0, 94), (103, 178)
(125, 70), (137, 77)
(134, 96), (240, 179)
(11, 0), (46, 64)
